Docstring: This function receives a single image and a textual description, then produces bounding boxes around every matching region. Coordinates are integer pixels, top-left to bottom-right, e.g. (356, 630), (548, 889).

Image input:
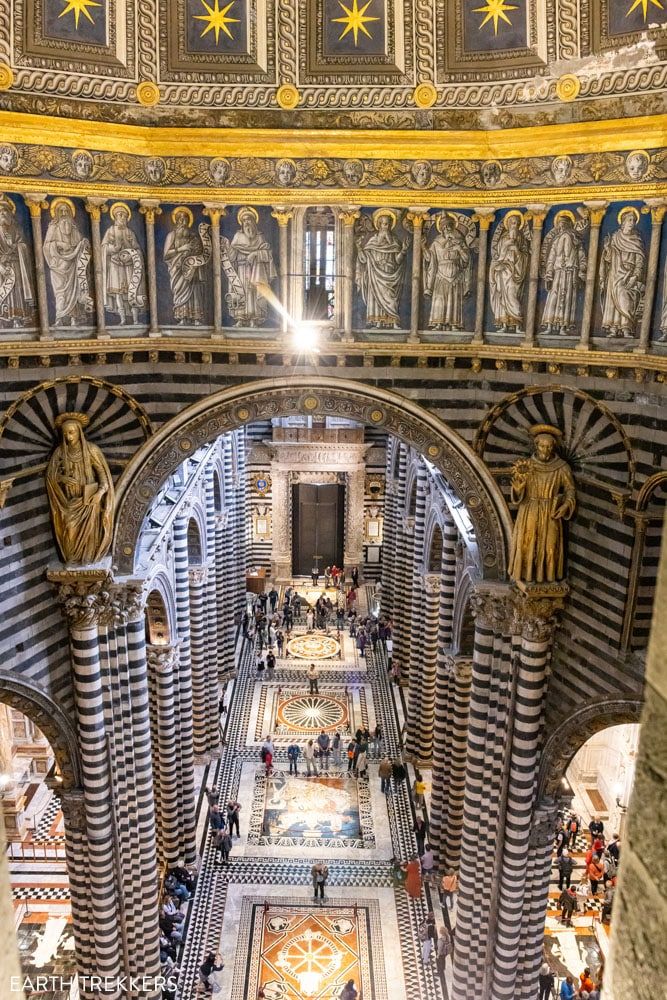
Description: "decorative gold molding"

(0, 111), (664, 160)
(0, 65), (14, 91)
(413, 83), (437, 109)
(136, 82), (161, 108)
(276, 84), (300, 110)
(556, 74), (581, 103)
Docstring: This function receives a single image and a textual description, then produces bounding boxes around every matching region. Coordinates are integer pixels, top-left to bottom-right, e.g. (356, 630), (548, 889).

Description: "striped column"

(233, 429), (249, 620)
(147, 644), (181, 868)
(172, 516), (198, 865)
(222, 438), (239, 669)
(406, 462), (428, 759)
(189, 565), (210, 759)
(60, 790), (94, 978)
(48, 569), (123, 998)
(380, 442), (399, 614)
(411, 572), (440, 762)
(429, 655), (473, 868)
(391, 444), (412, 689)
(452, 583), (515, 1000)
(204, 466), (222, 752)
(515, 800), (560, 1000)
(214, 511), (232, 676)
(438, 513), (459, 651)
(491, 591), (566, 1000)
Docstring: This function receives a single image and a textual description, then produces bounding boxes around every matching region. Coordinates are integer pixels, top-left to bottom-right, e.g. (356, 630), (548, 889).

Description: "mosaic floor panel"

(247, 770), (376, 849)
(276, 694), (349, 734)
(286, 634), (341, 660)
(230, 896), (388, 1000)
(252, 684), (370, 745)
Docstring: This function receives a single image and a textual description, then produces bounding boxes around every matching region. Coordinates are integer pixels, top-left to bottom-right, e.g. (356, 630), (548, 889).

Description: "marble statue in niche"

(539, 210), (588, 336)
(43, 198), (94, 327)
(599, 207), (646, 338)
(489, 210), (530, 334)
(220, 206), (276, 327)
(422, 212), (475, 331)
(163, 207), (211, 326)
(0, 196), (35, 328)
(355, 209), (408, 329)
(101, 202), (146, 325)
(0, 144), (18, 174)
(509, 424), (576, 585)
(46, 412), (115, 566)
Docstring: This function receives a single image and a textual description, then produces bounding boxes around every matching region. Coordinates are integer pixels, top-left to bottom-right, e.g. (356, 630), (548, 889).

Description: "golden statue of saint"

(45, 412), (115, 565)
(508, 425), (576, 584)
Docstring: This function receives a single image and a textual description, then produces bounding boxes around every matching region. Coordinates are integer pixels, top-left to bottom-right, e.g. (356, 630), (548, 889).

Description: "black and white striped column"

(409, 572), (440, 762)
(147, 644), (181, 869)
(214, 511), (233, 676)
(172, 516), (198, 865)
(204, 466), (222, 752)
(189, 565), (210, 759)
(381, 439), (399, 614)
(233, 429), (249, 621)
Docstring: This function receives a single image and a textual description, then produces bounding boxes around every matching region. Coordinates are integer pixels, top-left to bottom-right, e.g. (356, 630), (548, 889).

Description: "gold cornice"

(0, 336), (665, 374)
(4, 178), (667, 207)
(0, 111), (665, 160)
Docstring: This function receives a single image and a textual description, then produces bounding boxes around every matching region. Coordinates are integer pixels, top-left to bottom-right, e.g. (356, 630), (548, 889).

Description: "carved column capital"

(271, 208), (294, 227)
(203, 203), (227, 224)
(189, 566), (208, 585)
(60, 789), (86, 832)
(402, 515), (415, 537)
(582, 200), (608, 227)
(641, 199), (667, 226)
(470, 582), (515, 633)
(139, 199), (162, 224)
(421, 573), (441, 596)
(526, 204), (548, 229)
(47, 568), (115, 630)
(84, 198), (108, 222)
(23, 193), (49, 217)
(472, 208), (496, 230)
(529, 800), (560, 849)
(511, 582), (568, 642)
(108, 579), (148, 626)
(147, 643), (180, 672)
(406, 209), (429, 228)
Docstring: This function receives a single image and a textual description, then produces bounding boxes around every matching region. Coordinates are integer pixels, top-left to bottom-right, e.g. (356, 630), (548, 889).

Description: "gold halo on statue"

(237, 206), (259, 226)
(0, 195), (16, 213)
(49, 197), (77, 219)
(435, 211), (457, 233)
(617, 205), (640, 225)
(413, 82), (437, 109)
(136, 81), (160, 107)
(528, 424), (562, 440)
(171, 206), (194, 227)
(554, 209), (576, 226)
(504, 209), (525, 229)
(54, 411), (90, 430)
(372, 208), (397, 230)
(276, 84), (300, 110)
(109, 201), (131, 221)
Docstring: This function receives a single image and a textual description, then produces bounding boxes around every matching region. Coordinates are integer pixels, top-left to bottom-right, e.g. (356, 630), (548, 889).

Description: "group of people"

(207, 787), (242, 866)
(539, 965), (603, 1000)
(555, 814), (620, 928)
(159, 866), (198, 996)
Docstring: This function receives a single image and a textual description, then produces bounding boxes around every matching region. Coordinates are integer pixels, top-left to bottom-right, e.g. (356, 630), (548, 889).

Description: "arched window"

(303, 207), (336, 321)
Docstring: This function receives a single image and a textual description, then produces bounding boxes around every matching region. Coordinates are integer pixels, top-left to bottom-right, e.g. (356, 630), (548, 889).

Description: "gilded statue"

(508, 425), (576, 585)
(46, 413), (115, 565)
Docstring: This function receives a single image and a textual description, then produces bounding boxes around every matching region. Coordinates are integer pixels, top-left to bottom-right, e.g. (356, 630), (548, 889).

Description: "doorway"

(292, 483), (345, 575)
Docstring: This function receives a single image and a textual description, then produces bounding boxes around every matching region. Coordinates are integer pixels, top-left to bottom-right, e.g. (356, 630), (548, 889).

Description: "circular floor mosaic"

(286, 634), (341, 660)
(276, 695), (348, 732)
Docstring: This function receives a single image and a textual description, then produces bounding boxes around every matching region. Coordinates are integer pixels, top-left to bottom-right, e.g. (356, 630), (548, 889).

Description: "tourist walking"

(317, 730), (331, 771)
(538, 962), (555, 1000)
(347, 739), (356, 773)
(339, 980), (358, 1000)
(414, 771), (426, 808)
(311, 862), (329, 903)
(287, 741), (300, 775)
(413, 816), (428, 856)
(404, 855), (422, 898)
(308, 663), (319, 693)
(557, 849), (575, 890)
(215, 828), (232, 866)
(379, 756), (392, 794)
(199, 952), (223, 994)
(227, 799), (241, 837)
(436, 926), (453, 974)
(306, 607), (315, 631)
(418, 911), (437, 965)
(440, 868), (458, 909)
(559, 886), (577, 926)
(587, 854), (604, 896)
(332, 731), (342, 766)
(304, 739), (318, 776)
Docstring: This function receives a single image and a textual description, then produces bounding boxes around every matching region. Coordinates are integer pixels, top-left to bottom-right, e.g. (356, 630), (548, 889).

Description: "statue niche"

(45, 412), (115, 566)
(508, 424), (576, 585)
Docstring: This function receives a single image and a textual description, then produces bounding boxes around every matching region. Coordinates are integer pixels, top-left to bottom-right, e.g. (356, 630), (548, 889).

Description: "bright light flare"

(291, 321), (320, 353)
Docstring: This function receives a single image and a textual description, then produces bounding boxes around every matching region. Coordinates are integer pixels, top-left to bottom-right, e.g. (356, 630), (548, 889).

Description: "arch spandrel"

(113, 376), (512, 577)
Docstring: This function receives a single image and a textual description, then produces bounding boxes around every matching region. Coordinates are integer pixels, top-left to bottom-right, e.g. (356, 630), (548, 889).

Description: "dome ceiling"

(0, 0), (665, 129)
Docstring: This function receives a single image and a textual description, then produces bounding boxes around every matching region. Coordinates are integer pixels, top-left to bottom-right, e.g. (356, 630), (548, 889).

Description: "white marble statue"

(43, 198), (94, 327)
(599, 207), (646, 338)
(355, 209), (408, 329)
(0, 196), (35, 328)
(101, 202), (146, 325)
(220, 206), (277, 326)
(540, 210), (588, 336)
(423, 212), (474, 331)
(489, 210), (530, 334)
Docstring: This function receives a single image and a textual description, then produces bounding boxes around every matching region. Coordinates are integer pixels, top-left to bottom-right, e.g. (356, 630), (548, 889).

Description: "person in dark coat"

(559, 886), (577, 926)
(413, 816), (428, 856)
(557, 848), (575, 890)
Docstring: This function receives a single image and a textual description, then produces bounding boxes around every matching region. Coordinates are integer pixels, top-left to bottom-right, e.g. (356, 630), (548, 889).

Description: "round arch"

(538, 698), (643, 800)
(113, 376), (512, 576)
(0, 672), (82, 791)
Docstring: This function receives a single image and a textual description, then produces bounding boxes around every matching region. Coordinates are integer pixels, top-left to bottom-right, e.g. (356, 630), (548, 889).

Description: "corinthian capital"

(47, 568), (115, 630)
(60, 790), (86, 832)
(469, 583), (514, 633)
(147, 644), (180, 672)
(422, 573), (441, 596)
(512, 584), (568, 643)
(189, 566), (209, 585)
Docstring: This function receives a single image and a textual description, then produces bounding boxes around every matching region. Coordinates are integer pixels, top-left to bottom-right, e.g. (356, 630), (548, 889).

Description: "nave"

(177, 582), (448, 1000)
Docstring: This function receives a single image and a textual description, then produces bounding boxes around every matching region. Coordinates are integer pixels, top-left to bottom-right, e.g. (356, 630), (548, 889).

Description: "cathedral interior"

(0, 2), (665, 999)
